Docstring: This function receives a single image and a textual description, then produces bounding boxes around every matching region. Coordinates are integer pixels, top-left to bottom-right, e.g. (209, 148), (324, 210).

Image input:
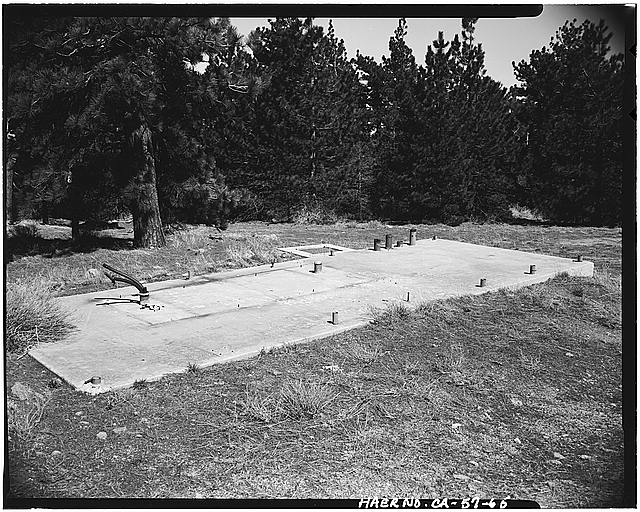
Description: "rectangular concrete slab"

(29, 239), (593, 394)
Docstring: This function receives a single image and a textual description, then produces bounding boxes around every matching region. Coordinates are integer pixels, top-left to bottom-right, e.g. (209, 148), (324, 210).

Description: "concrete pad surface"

(29, 239), (593, 393)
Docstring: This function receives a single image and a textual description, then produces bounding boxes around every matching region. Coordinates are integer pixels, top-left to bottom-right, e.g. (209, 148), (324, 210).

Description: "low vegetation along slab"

(5, 222), (623, 505)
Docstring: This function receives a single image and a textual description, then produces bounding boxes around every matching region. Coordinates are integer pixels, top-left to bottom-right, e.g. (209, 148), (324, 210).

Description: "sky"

(231, 5), (629, 88)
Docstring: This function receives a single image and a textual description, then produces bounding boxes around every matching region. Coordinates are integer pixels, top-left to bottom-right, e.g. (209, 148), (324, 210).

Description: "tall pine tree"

(6, 15), (258, 246)
(512, 18), (624, 225)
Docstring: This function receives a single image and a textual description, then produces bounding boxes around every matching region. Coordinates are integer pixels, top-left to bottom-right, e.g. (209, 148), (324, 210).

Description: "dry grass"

(4, 221), (623, 505)
(5, 280), (76, 354)
(225, 234), (283, 267)
(291, 205), (339, 225)
(242, 379), (337, 422)
(7, 389), (51, 443)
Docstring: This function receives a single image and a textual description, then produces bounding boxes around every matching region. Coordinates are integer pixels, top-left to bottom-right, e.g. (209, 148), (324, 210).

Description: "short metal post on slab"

(314, 261), (323, 273)
(385, 234), (393, 249)
(479, 278), (487, 287)
(331, 312), (339, 325)
(374, 238), (382, 251)
(409, 228), (417, 246)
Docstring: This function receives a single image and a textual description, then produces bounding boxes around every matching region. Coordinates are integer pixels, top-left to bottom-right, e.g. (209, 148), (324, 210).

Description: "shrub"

(6, 280), (75, 354)
(292, 205), (339, 225)
(6, 220), (40, 256)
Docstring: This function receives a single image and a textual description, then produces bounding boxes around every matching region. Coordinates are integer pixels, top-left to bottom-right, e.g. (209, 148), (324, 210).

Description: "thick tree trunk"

(5, 153), (15, 224)
(127, 122), (165, 248)
(41, 202), (49, 224)
(71, 217), (80, 242)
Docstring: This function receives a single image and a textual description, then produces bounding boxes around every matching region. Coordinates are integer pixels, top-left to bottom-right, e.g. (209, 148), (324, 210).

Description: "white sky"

(231, 5), (628, 88)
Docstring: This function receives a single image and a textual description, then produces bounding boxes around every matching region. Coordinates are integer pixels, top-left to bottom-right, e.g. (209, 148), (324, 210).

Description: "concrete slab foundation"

(29, 238), (593, 394)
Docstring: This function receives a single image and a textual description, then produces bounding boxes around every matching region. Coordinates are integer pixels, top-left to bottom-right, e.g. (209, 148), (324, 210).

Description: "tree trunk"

(5, 152), (16, 224)
(68, 169), (81, 242)
(41, 201), (49, 224)
(127, 122), (165, 248)
(71, 216), (80, 242)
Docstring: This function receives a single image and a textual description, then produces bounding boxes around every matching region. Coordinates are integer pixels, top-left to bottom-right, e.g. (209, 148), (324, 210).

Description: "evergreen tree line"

(5, 16), (624, 247)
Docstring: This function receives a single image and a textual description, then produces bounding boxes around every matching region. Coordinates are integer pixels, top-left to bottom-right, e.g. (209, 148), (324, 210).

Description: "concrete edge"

(60, 239), (593, 301)
(56, 262), (596, 395)
(70, 319), (371, 394)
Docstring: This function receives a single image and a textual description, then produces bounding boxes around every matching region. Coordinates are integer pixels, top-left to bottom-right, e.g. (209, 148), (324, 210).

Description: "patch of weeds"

(241, 389), (280, 423)
(5, 279), (75, 354)
(361, 220), (386, 229)
(443, 345), (465, 374)
(7, 390), (51, 443)
(186, 362), (200, 374)
(416, 300), (460, 324)
(593, 267), (621, 295)
(266, 343), (297, 356)
(104, 388), (136, 410)
(168, 228), (205, 250)
(339, 342), (383, 364)
(280, 379), (337, 419)
(370, 302), (412, 325)
(292, 205), (338, 225)
(132, 379), (148, 390)
(518, 283), (565, 311)
(519, 348), (542, 372)
(509, 205), (546, 222)
(225, 235), (282, 267)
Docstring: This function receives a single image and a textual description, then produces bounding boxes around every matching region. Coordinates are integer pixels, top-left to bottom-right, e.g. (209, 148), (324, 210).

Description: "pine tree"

(366, 18), (431, 220)
(6, 15), (257, 246)
(242, 18), (371, 219)
(513, 18), (624, 225)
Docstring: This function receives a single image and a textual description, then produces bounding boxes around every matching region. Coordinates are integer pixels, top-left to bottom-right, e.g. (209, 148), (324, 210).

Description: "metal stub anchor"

(529, 264), (537, 274)
(432, 235), (437, 240)
(373, 238), (383, 251)
(331, 312), (339, 325)
(329, 249), (335, 256)
(396, 240), (403, 248)
(479, 278), (487, 287)
(406, 291), (411, 302)
(385, 234), (393, 250)
(313, 261), (323, 273)
(409, 228), (417, 245)
(84, 376), (101, 385)
(576, 255), (583, 262)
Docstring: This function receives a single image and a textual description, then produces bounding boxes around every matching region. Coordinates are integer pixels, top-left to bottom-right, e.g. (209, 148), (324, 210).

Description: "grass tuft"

(186, 362), (200, 374)
(132, 379), (148, 390)
(370, 302), (412, 325)
(279, 379), (337, 419)
(5, 280), (75, 354)
(241, 389), (280, 423)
